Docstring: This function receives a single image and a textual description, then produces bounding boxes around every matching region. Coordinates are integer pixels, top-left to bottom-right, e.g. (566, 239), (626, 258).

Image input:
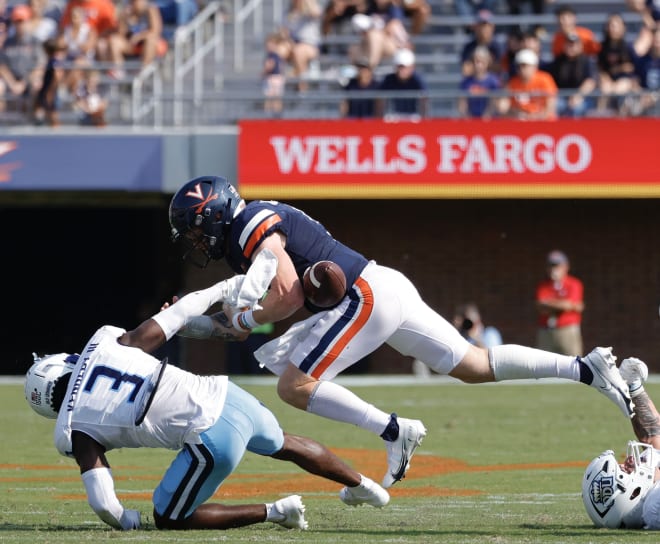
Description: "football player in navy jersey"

(168, 175), (635, 489)
(24, 279), (389, 532)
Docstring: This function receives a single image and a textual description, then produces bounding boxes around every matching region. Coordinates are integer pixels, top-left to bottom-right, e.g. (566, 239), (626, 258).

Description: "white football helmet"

(25, 353), (79, 419)
(582, 441), (658, 528)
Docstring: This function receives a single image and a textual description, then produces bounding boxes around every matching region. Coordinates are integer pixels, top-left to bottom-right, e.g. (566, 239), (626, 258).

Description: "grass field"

(2, 377), (659, 543)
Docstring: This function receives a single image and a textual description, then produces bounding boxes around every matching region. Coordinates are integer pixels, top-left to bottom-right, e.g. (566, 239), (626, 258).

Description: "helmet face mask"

(173, 226), (218, 268)
(169, 176), (243, 268)
(24, 353), (79, 419)
(582, 441), (657, 529)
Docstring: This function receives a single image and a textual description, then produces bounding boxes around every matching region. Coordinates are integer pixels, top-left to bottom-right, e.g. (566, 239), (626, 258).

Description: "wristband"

(232, 309), (259, 331)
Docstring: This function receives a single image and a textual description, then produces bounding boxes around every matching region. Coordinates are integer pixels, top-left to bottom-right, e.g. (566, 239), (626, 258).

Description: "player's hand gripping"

(217, 302), (251, 342)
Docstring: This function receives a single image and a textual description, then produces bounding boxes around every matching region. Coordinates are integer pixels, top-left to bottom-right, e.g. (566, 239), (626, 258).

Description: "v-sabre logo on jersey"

(185, 183), (218, 214)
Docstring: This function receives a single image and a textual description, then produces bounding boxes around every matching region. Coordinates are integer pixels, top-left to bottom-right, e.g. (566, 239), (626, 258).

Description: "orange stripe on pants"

(310, 277), (374, 379)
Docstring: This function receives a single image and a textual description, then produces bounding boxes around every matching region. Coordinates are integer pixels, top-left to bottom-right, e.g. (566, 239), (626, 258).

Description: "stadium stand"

(1, 0), (656, 126)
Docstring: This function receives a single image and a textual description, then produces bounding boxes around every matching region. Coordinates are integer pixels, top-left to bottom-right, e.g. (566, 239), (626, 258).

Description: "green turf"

(1, 379), (657, 543)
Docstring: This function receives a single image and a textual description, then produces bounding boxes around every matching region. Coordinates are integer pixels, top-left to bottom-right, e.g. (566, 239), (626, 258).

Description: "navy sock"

(578, 360), (593, 385)
(380, 413), (399, 441)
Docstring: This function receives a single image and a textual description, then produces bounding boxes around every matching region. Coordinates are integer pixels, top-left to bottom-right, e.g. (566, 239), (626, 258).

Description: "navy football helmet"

(169, 176), (243, 267)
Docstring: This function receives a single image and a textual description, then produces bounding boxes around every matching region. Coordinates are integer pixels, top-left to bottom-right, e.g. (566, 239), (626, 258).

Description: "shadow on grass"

(520, 523), (648, 536)
(311, 524), (648, 539)
(0, 522), (159, 532)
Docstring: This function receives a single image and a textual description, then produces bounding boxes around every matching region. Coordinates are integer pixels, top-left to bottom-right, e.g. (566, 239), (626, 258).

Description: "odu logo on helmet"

(589, 474), (615, 513)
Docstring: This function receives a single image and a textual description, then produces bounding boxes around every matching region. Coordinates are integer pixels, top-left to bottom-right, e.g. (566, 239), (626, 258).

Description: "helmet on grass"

(582, 441), (658, 528)
(169, 176), (243, 267)
(25, 353), (79, 419)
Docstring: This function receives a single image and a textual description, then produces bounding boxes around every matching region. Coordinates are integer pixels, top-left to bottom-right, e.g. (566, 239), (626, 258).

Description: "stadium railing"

(133, 88), (660, 125)
(172, 0), (225, 125)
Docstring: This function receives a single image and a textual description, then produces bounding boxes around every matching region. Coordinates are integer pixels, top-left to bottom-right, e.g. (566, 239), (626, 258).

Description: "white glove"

(620, 357), (649, 386)
(119, 509), (141, 530)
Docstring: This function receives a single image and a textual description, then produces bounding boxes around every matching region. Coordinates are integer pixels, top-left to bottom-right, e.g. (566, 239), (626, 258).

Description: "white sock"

(490, 344), (579, 381)
(307, 381), (391, 435)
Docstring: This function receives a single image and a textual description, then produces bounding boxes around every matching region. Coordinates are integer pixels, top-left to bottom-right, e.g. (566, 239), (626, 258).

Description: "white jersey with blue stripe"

(54, 325), (227, 456)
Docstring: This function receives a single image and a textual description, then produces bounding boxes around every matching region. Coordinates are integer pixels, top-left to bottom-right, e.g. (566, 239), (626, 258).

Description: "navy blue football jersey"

(225, 201), (368, 311)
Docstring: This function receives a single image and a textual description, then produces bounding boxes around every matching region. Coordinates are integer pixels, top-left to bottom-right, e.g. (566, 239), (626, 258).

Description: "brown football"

(303, 261), (347, 308)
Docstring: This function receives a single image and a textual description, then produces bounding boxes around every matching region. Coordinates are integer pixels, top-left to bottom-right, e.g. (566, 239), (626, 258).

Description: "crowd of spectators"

(1, 0), (659, 124)
(0, 0), (194, 125)
(263, 0), (660, 120)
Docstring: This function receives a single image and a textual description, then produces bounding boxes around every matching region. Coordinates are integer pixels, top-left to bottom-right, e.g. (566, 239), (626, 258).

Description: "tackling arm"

(72, 431), (141, 530)
(119, 277), (243, 351)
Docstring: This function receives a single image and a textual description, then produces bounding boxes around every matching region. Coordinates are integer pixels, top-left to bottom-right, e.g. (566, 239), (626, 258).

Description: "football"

(302, 261), (347, 308)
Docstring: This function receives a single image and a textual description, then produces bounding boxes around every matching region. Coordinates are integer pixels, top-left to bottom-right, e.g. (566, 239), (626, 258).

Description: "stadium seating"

(2, 0), (651, 126)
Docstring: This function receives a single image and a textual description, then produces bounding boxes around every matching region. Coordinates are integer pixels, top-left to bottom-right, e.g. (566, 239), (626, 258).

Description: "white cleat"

(582, 347), (635, 419)
(382, 415), (427, 488)
(340, 475), (390, 508)
(620, 357), (649, 394)
(272, 495), (308, 530)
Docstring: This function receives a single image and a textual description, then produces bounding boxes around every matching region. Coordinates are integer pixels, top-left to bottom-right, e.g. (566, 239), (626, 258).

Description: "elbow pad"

(81, 467), (140, 530)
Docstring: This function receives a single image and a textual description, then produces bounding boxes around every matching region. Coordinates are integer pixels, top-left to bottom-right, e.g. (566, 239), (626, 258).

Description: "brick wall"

(183, 198), (660, 375)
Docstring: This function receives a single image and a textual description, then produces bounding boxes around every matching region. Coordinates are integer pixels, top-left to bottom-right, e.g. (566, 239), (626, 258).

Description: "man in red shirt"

(535, 249), (584, 356)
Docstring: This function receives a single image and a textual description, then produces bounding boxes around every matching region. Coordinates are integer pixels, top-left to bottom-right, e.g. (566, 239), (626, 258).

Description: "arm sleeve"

(176, 315), (216, 339)
(81, 467), (140, 530)
(151, 276), (243, 340)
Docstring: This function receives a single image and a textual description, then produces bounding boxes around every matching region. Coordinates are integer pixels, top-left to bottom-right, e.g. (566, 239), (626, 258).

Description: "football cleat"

(271, 495), (308, 530)
(582, 347), (634, 419)
(382, 415), (427, 488)
(339, 475), (390, 508)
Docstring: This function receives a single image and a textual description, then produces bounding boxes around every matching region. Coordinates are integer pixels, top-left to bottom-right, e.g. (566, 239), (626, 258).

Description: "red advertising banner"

(238, 118), (660, 199)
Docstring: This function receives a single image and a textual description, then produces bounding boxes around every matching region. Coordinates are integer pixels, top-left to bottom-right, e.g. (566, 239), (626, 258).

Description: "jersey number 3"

(83, 365), (145, 403)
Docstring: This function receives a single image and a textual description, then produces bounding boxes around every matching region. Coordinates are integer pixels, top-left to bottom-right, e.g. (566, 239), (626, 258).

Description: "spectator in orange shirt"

(497, 48), (558, 120)
(552, 4), (601, 58)
(59, 0), (117, 59)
